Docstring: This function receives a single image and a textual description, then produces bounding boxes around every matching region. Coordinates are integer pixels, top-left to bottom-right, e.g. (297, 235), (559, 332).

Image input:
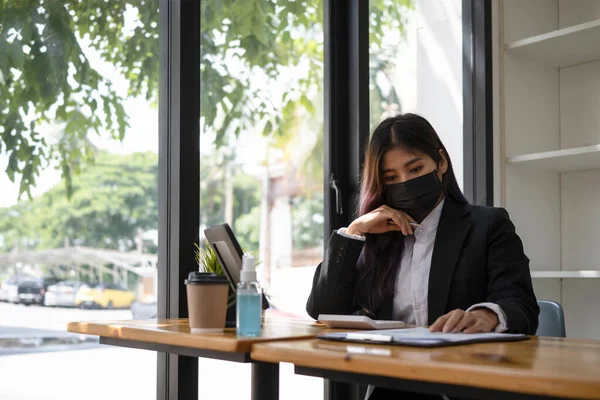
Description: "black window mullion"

(157, 0), (200, 399)
(463, 0), (493, 206)
(349, 0), (370, 205)
(323, 1), (369, 400)
(324, 0), (369, 239)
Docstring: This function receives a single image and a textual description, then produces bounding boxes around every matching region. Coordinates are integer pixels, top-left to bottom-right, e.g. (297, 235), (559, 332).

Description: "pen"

(346, 332), (393, 342)
(388, 219), (422, 229)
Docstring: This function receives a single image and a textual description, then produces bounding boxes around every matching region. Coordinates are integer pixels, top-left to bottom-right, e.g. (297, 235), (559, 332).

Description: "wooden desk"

(67, 317), (323, 400)
(252, 336), (600, 400)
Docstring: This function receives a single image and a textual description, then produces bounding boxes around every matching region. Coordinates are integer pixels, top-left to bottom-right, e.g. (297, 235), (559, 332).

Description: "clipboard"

(317, 327), (529, 348)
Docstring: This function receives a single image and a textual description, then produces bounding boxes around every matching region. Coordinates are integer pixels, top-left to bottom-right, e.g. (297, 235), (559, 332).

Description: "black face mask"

(384, 170), (443, 223)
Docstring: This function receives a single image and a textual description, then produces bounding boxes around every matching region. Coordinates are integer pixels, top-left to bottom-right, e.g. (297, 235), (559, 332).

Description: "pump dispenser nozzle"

(240, 254), (256, 283)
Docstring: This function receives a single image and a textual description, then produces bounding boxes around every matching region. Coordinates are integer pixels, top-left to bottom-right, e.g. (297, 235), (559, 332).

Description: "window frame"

(157, 1), (493, 399)
(463, 0), (494, 206)
(323, 0), (370, 238)
(157, 0), (200, 399)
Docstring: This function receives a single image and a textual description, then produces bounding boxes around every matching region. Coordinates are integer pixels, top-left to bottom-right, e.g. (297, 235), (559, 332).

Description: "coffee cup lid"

(185, 272), (229, 285)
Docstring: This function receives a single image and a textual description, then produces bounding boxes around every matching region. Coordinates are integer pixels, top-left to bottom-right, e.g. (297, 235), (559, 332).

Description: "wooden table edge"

(250, 340), (600, 400)
(67, 321), (320, 354)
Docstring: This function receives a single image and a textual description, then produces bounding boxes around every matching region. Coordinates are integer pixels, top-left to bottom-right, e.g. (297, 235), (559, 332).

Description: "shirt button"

(415, 302), (421, 309)
(415, 264), (420, 270)
(340, 244), (345, 250)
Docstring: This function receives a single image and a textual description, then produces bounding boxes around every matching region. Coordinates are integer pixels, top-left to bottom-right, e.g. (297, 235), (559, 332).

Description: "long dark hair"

(356, 113), (468, 316)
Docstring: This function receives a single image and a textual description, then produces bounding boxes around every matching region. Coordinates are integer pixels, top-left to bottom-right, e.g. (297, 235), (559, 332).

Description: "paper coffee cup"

(185, 272), (229, 333)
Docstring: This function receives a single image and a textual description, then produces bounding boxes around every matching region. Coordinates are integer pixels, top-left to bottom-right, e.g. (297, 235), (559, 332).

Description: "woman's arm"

(485, 207), (539, 334)
(306, 205), (415, 320)
(305, 231), (365, 320)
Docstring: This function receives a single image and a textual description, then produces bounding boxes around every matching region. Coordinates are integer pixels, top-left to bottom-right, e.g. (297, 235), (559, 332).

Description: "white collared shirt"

(392, 199), (445, 326)
(337, 199), (508, 332)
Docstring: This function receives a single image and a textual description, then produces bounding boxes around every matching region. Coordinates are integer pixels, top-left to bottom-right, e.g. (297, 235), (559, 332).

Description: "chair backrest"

(536, 300), (566, 337)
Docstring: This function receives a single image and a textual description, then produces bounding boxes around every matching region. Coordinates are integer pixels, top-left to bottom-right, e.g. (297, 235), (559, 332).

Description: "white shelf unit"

(505, 19), (600, 68)
(531, 271), (600, 279)
(498, 0), (600, 340)
(506, 145), (600, 172)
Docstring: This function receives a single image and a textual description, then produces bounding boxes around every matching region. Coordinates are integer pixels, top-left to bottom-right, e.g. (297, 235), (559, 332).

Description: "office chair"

(536, 300), (566, 337)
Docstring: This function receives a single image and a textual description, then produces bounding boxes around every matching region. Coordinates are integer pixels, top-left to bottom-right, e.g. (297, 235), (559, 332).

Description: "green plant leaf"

(1, 0), (411, 198)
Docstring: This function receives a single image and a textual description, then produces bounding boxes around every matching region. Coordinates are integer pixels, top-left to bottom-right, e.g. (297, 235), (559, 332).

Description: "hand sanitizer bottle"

(236, 254), (262, 337)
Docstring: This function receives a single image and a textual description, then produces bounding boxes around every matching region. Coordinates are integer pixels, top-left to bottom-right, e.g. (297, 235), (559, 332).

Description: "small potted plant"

(195, 240), (237, 322)
(195, 240), (269, 325)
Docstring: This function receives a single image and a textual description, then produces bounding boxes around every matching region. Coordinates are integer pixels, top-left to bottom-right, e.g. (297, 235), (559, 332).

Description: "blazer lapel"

(427, 200), (471, 325)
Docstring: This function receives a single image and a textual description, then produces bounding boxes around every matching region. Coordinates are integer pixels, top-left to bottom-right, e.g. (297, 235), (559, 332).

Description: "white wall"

(498, 0), (600, 339)
(560, 61), (600, 148)
(386, 1), (463, 187)
(559, 0), (600, 28)
(503, 53), (560, 157)
(504, 165), (561, 271)
(502, 0), (561, 275)
(416, 0), (463, 188)
(561, 170), (600, 271)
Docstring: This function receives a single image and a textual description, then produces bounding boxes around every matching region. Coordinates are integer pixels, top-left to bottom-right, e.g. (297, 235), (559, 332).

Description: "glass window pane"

(200, 1), (324, 398)
(370, 0), (463, 187)
(0, 1), (159, 398)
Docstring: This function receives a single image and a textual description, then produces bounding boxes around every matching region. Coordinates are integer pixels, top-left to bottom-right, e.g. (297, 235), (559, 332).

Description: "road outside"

(0, 303), (323, 400)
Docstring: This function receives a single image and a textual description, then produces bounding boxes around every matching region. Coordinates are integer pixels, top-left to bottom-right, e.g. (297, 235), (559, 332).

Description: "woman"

(306, 114), (538, 400)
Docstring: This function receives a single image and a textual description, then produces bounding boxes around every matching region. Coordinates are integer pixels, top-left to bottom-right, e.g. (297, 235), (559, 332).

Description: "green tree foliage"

(0, 151), (158, 252)
(1, 0), (411, 198)
(0, 0), (158, 197)
(201, 0), (324, 146)
(199, 150), (262, 251)
(234, 205), (262, 252)
(291, 192), (324, 250)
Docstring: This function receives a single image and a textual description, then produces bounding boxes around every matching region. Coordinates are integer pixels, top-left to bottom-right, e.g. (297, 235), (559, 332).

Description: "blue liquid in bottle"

(236, 291), (262, 337)
(237, 253), (262, 337)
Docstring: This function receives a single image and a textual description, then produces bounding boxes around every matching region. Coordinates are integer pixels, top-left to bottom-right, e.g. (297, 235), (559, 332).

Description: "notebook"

(318, 327), (529, 348)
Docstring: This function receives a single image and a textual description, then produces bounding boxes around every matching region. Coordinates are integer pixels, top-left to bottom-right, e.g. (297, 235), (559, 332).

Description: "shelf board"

(506, 145), (600, 172)
(505, 19), (600, 68)
(531, 271), (600, 278)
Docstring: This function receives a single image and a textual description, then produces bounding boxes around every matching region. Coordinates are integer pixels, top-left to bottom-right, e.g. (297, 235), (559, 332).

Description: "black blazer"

(306, 200), (539, 335)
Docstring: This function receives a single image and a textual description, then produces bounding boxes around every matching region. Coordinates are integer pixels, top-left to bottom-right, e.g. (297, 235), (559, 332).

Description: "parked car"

(18, 276), (61, 306)
(44, 281), (88, 307)
(76, 283), (136, 309)
(130, 300), (157, 319)
(0, 277), (20, 303)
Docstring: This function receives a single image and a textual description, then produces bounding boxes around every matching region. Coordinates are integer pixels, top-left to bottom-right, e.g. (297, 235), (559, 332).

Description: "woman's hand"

(346, 205), (416, 236)
(429, 308), (499, 333)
